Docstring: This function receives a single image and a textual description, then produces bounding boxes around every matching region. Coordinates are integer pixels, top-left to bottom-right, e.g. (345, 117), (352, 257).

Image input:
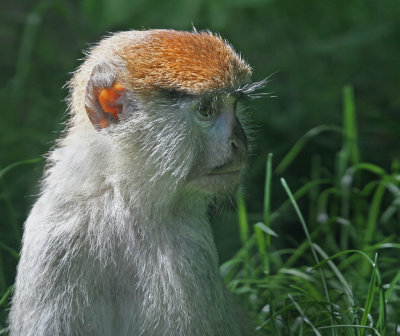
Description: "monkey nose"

(229, 137), (247, 161)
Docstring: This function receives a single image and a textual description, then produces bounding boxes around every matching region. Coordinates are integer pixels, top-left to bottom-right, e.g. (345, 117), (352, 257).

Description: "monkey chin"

(186, 170), (242, 195)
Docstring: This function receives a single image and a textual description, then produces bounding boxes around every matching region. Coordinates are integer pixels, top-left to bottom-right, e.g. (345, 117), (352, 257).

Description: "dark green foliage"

(226, 88), (400, 334)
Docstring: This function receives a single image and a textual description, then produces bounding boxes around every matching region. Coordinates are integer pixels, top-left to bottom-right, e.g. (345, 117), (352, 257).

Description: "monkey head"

(68, 30), (263, 197)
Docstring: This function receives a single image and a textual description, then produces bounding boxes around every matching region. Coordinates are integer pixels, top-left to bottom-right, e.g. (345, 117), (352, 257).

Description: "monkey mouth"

(187, 163), (245, 194)
(206, 161), (246, 175)
(204, 169), (241, 177)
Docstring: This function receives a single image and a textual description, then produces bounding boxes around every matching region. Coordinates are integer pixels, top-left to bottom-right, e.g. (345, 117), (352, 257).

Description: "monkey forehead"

(118, 30), (252, 95)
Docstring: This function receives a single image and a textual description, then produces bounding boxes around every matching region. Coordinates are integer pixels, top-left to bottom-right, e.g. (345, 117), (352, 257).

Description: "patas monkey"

(9, 29), (263, 336)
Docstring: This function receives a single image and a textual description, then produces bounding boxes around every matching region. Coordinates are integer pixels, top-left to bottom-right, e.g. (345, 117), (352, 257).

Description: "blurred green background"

(1, 0), (400, 308)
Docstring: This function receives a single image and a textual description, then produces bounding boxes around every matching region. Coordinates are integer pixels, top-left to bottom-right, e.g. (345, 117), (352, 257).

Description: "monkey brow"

(233, 76), (273, 100)
(159, 80), (272, 102)
(160, 88), (225, 102)
(159, 88), (194, 100)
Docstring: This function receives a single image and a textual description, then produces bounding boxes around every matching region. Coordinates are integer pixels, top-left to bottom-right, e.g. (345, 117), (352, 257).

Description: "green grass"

(225, 86), (400, 335)
(1, 87), (400, 334)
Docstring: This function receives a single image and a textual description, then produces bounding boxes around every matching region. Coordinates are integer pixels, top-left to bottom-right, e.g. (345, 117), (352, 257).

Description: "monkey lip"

(205, 162), (246, 176)
(186, 162), (246, 194)
(204, 169), (241, 177)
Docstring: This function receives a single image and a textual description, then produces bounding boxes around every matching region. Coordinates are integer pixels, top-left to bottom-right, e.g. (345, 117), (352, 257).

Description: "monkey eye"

(196, 100), (216, 121)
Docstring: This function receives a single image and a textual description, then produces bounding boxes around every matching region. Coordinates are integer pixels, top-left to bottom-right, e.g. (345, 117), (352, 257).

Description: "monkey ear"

(85, 62), (125, 129)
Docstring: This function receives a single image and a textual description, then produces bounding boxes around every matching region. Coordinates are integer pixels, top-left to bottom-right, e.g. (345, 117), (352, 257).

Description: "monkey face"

(73, 30), (265, 200)
(109, 91), (248, 197)
(185, 94), (248, 195)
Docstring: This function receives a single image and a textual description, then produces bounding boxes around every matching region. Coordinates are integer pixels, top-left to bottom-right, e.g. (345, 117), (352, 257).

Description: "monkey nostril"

(229, 139), (239, 150)
(229, 138), (247, 156)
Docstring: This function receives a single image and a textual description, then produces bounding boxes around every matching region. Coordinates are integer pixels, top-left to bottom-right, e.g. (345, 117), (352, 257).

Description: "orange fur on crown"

(119, 30), (252, 95)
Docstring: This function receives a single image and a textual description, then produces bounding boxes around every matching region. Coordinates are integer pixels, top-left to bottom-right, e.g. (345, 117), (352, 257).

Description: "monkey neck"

(44, 131), (219, 263)
(107, 188), (234, 334)
(46, 129), (211, 214)
(39, 132), (241, 334)
(45, 129), (221, 276)
(48, 127), (218, 249)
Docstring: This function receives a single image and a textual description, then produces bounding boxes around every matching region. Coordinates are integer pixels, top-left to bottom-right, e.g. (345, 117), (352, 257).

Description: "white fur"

(9, 103), (253, 336)
(9, 31), (255, 336)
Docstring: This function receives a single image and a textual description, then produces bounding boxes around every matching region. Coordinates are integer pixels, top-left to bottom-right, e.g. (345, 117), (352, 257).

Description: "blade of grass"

(365, 181), (387, 245)
(309, 155), (321, 228)
(318, 325), (380, 335)
(336, 150), (349, 187)
(254, 222), (278, 237)
(343, 85), (360, 166)
(256, 153), (273, 272)
(237, 191), (249, 245)
(343, 163), (386, 180)
(380, 197), (400, 224)
(361, 181), (387, 276)
(376, 279), (387, 336)
(254, 224), (266, 271)
(275, 125), (342, 174)
(237, 192), (251, 284)
(0, 286), (13, 308)
(312, 249), (375, 271)
(360, 253), (378, 336)
(0, 242), (19, 260)
(281, 178), (335, 335)
(282, 225), (324, 269)
(313, 244), (355, 306)
(264, 153), (273, 238)
(339, 85), (360, 252)
(273, 178), (332, 224)
(317, 187), (338, 224)
(288, 294), (322, 336)
(0, 158), (43, 180)
(221, 235), (256, 283)
(385, 269), (400, 301)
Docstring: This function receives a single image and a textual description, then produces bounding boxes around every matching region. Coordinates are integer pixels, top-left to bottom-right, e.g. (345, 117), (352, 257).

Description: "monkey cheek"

(186, 171), (242, 195)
